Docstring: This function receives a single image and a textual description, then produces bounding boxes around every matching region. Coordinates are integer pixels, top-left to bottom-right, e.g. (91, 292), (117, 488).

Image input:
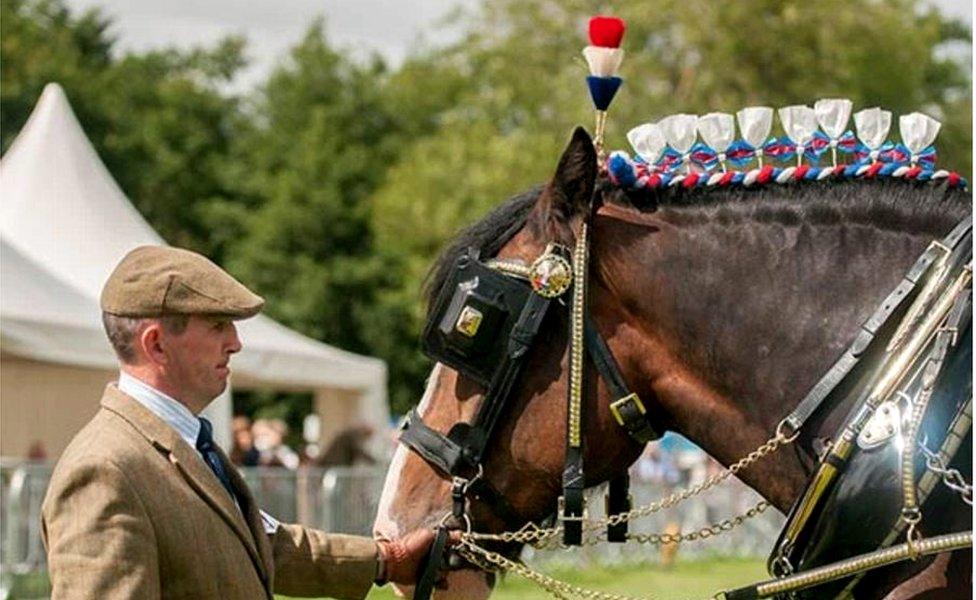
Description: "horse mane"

(424, 185), (542, 313)
(425, 177), (971, 317)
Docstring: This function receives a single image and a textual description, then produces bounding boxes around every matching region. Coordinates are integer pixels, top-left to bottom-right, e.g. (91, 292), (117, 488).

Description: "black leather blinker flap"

(423, 249), (538, 388)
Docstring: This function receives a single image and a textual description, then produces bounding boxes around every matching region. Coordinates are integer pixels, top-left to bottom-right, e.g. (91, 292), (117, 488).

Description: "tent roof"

(0, 84), (386, 395)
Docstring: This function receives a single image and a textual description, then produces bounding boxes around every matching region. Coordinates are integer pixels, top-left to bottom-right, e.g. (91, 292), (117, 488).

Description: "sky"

(66, 0), (468, 90)
(66, 0), (971, 91)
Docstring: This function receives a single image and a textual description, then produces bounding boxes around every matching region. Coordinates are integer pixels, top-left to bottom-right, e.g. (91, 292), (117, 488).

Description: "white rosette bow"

(814, 98), (853, 166)
(899, 112), (940, 167)
(853, 108), (892, 164)
(626, 122), (667, 165)
(778, 105), (819, 166)
(658, 113), (698, 173)
(695, 112), (735, 172)
(735, 106), (773, 166)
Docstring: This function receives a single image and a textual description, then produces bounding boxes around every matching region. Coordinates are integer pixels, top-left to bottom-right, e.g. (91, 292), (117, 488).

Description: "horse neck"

(591, 205), (939, 509)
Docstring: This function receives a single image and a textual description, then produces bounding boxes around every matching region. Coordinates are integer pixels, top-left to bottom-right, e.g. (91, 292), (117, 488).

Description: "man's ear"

(139, 322), (167, 366)
(548, 127), (598, 219)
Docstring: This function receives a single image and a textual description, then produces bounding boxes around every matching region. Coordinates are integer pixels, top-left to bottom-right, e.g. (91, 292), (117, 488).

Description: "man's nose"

(226, 322), (242, 354)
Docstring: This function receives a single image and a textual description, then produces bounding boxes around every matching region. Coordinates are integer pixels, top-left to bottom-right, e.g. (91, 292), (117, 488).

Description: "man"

(42, 246), (442, 599)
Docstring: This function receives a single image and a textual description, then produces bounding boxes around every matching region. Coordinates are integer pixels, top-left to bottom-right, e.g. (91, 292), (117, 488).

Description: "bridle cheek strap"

(399, 409), (530, 530)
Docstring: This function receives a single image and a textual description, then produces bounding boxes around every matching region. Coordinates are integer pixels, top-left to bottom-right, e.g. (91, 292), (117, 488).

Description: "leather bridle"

(399, 229), (659, 546)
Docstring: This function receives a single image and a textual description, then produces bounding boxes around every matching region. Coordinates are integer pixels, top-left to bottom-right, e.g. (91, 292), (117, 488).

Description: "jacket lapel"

(101, 385), (270, 587)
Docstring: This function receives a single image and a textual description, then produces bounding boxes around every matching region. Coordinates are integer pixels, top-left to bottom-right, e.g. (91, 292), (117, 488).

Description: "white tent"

(0, 83), (389, 457)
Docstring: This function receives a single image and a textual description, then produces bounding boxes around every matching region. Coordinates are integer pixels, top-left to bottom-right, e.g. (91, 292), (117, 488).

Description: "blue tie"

(196, 417), (238, 503)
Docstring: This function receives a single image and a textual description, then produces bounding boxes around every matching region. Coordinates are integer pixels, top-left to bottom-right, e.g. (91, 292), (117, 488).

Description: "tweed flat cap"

(101, 246), (265, 319)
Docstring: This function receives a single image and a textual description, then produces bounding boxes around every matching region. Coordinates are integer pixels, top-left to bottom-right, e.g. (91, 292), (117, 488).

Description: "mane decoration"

(583, 15), (627, 163)
(607, 102), (968, 191)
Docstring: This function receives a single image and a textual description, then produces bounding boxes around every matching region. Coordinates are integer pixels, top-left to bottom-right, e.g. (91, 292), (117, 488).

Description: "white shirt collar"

(117, 371), (200, 450)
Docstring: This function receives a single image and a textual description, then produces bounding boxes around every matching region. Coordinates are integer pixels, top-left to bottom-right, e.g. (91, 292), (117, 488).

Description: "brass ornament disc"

(529, 251), (573, 298)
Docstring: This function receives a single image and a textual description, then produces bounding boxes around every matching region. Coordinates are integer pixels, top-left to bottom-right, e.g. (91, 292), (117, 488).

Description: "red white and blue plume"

(584, 16), (626, 111)
(583, 15), (626, 162)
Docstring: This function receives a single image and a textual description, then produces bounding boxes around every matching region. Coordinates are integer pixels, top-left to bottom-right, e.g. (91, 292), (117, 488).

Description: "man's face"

(163, 315), (242, 408)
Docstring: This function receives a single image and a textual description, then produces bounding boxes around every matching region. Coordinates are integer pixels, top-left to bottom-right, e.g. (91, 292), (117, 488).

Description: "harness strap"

(471, 292), (551, 465)
(782, 215), (973, 435)
(414, 525), (450, 600)
(585, 320), (659, 443)
(398, 411), (528, 529)
(584, 320), (655, 543)
(562, 221), (590, 546)
(400, 408), (468, 475)
(605, 474), (631, 542)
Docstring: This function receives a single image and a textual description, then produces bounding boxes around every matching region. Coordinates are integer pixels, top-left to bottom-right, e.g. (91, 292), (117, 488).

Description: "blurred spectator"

(318, 424), (377, 469)
(633, 444), (680, 484)
(27, 439), (47, 461)
(229, 415), (260, 466)
(252, 418), (301, 469)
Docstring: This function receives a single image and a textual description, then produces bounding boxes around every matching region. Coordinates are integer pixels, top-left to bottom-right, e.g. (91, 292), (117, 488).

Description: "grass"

(360, 558), (768, 600)
(10, 557), (767, 599)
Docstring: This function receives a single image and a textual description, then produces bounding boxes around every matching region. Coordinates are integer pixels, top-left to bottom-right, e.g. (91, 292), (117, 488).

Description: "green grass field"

(361, 558), (768, 600)
(8, 557), (767, 599)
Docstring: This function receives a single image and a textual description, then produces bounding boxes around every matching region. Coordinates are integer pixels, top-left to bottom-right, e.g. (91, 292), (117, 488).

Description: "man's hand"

(375, 528), (461, 586)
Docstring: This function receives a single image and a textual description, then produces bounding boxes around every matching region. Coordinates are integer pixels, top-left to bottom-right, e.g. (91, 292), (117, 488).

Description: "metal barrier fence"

(1, 460), (781, 597)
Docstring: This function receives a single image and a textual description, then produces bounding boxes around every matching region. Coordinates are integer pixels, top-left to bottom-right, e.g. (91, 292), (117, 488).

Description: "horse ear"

(548, 127), (597, 218)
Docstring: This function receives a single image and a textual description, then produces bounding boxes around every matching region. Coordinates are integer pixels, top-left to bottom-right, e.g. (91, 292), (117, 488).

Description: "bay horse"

(373, 128), (972, 599)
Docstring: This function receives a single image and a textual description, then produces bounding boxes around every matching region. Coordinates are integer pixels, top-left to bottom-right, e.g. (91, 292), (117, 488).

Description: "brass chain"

(466, 427), (793, 546)
(625, 501), (770, 545)
(453, 429), (794, 600)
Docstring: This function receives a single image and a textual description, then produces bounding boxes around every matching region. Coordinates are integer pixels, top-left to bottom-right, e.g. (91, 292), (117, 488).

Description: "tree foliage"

(2, 0), (970, 415)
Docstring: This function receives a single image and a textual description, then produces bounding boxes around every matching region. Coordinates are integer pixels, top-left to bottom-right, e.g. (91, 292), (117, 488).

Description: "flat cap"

(101, 246), (265, 319)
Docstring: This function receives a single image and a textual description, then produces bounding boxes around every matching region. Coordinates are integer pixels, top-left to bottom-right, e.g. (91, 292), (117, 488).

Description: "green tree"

(225, 22), (398, 356)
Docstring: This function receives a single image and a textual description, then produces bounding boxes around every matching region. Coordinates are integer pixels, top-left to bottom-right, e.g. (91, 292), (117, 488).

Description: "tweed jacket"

(41, 385), (379, 600)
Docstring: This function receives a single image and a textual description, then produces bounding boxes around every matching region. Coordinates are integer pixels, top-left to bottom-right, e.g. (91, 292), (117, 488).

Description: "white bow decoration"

(658, 113), (698, 172)
(626, 123), (667, 165)
(697, 112), (735, 170)
(814, 98), (853, 140)
(779, 105), (819, 165)
(736, 106), (773, 166)
(899, 112), (941, 164)
(853, 108), (892, 163)
(814, 98), (853, 166)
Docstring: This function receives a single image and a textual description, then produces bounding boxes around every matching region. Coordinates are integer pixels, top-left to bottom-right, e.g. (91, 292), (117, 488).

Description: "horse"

(373, 127), (972, 599)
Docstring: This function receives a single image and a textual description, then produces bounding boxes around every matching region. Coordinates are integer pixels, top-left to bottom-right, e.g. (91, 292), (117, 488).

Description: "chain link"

(449, 429), (793, 599)
(625, 501), (770, 545)
(465, 428), (791, 546)
(919, 439), (973, 505)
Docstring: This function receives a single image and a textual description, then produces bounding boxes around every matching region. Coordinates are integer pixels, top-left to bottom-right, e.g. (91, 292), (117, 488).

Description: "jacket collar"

(101, 384), (273, 591)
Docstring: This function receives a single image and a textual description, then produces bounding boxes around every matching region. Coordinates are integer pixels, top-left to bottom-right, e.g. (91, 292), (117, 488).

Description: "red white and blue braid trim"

(607, 151), (969, 191)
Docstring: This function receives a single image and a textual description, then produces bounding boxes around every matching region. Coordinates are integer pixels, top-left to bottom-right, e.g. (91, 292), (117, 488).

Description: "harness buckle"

(609, 393), (646, 427)
(557, 495), (589, 521)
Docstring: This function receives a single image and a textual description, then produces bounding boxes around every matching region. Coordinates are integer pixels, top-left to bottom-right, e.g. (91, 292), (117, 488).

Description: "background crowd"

(229, 416), (377, 470)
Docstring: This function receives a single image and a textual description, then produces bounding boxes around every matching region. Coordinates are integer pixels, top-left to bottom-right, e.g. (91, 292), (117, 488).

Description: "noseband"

(399, 230), (659, 542)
